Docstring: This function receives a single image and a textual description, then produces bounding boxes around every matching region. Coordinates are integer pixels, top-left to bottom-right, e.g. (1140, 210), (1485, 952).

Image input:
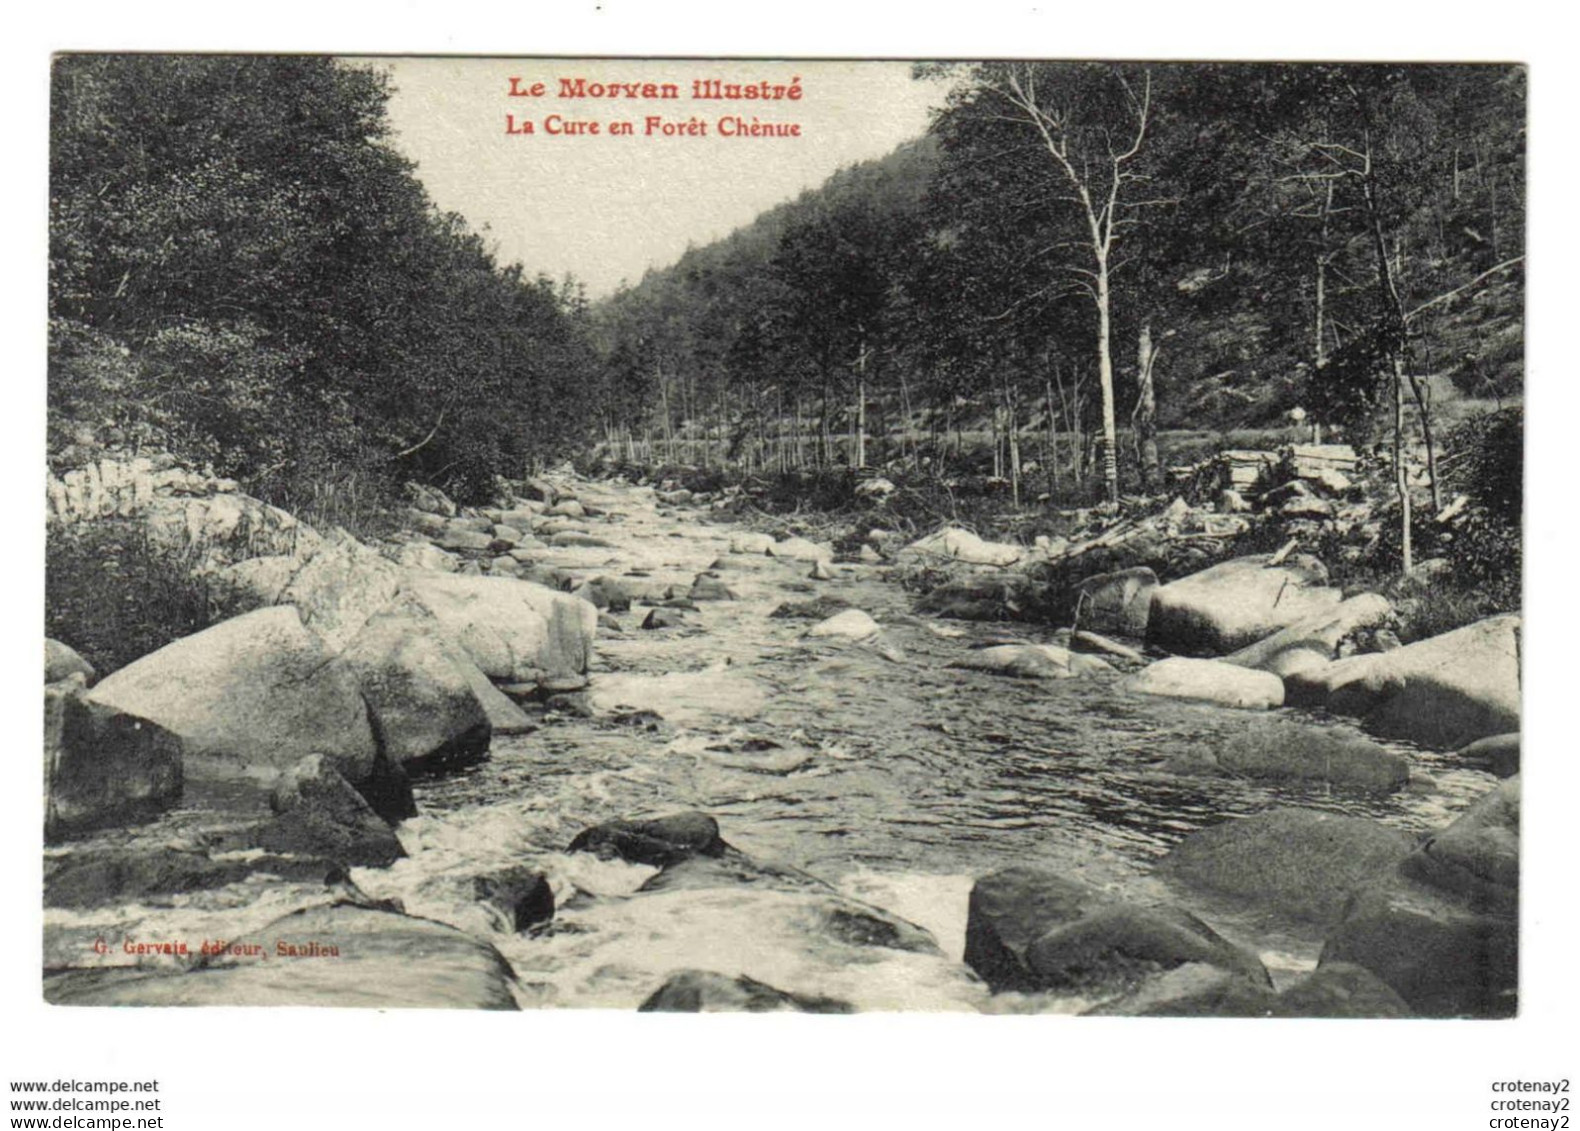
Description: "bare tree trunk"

(1063, 378), (1080, 488)
(1045, 378), (1060, 496)
(898, 370), (916, 469)
(1095, 263), (1120, 503)
(1008, 386), (1022, 507)
(1308, 177), (1335, 376)
(657, 363), (675, 463)
(1489, 171), (1501, 260)
(855, 337), (868, 470)
(1393, 353), (1413, 575)
(1360, 135), (1416, 575)
(998, 65), (1149, 508)
(1133, 320), (1160, 493)
(1406, 366), (1443, 513)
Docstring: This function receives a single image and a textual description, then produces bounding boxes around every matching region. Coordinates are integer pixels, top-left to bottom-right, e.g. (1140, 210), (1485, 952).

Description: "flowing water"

(46, 477), (1497, 1013)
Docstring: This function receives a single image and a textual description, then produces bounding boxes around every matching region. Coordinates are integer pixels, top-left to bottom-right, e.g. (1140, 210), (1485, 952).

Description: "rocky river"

(41, 467), (1516, 1016)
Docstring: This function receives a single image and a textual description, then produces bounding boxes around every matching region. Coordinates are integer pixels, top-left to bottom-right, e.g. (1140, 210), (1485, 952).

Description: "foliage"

(1438, 406), (1522, 608)
(45, 521), (215, 676)
(1447, 405), (1523, 516)
(49, 55), (605, 510)
(592, 63), (1524, 512)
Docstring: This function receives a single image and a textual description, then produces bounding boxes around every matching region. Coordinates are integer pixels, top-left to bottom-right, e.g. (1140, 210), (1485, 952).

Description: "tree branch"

(1404, 256), (1525, 322)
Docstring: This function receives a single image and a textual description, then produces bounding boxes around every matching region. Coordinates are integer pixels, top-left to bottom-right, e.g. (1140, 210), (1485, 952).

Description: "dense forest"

(595, 62), (1524, 511)
(49, 58), (1524, 534)
(49, 55), (601, 521)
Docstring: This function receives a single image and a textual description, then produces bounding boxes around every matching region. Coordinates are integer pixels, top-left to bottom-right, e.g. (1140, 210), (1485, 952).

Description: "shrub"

(1438, 406), (1522, 611)
(45, 520), (214, 676)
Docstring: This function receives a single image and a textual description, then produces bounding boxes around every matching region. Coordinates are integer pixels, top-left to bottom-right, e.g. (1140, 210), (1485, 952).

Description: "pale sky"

(351, 58), (951, 297)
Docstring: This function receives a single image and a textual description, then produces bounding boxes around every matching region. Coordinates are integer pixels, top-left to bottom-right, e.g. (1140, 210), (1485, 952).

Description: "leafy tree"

(923, 62), (1172, 503)
(50, 54), (605, 514)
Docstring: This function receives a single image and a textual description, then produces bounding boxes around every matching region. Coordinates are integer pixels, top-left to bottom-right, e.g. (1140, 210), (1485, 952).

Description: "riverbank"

(43, 461), (1517, 1015)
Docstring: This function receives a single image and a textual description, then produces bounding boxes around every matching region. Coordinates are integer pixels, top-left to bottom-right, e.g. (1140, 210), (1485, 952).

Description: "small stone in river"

(769, 596), (851, 620)
(473, 866), (555, 932)
(544, 692), (594, 718)
(689, 575), (739, 601)
(805, 609), (880, 641)
(808, 559), (834, 581)
(642, 608), (685, 630)
(1126, 656), (1284, 709)
(567, 811), (725, 867)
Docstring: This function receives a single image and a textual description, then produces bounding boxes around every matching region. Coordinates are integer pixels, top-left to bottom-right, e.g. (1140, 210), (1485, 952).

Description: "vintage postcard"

(42, 55), (1522, 1020)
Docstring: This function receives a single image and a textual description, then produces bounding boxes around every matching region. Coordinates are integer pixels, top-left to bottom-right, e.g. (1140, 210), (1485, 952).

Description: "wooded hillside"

(594, 63), (1525, 507)
(50, 55), (605, 519)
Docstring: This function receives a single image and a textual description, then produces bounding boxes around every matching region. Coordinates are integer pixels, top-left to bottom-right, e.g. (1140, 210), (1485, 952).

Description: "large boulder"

(339, 608), (491, 774)
(404, 482), (457, 517)
(1397, 777), (1518, 914)
(498, 505), (543, 527)
(901, 527), (1022, 567)
(567, 812), (725, 867)
(45, 683), (183, 841)
(207, 554), (301, 620)
(44, 847), (342, 909)
(521, 477), (559, 505)
(1126, 656), (1285, 709)
(1456, 732), (1520, 779)
(44, 903), (520, 1010)
(1159, 809), (1416, 925)
(86, 606), (378, 808)
(1023, 902), (1269, 991)
(404, 509), (448, 538)
(136, 492), (319, 571)
(1085, 962), (1275, 1017)
(805, 609), (881, 642)
(45, 639), (97, 685)
(1224, 592), (1394, 677)
(768, 535), (835, 564)
(452, 657), (536, 736)
(1282, 654), (1374, 709)
(1327, 616), (1520, 750)
(1088, 960), (1410, 1018)
(965, 866), (1102, 990)
(950, 643), (1112, 680)
(434, 522), (496, 553)
(532, 517), (587, 538)
(390, 540), (458, 574)
(1320, 862), (1518, 1019)
(252, 755), (406, 868)
(640, 970), (854, 1014)
(1269, 963), (1412, 1018)
(399, 573), (596, 682)
(963, 866), (1266, 995)
(1146, 554), (1343, 655)
(1172, 718), (1411, 794)
(915, 573), (1024, 622)
(1071, 567), (1157, 638)
(276, 531), (405, 653)
(729, 532), (776, 555)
